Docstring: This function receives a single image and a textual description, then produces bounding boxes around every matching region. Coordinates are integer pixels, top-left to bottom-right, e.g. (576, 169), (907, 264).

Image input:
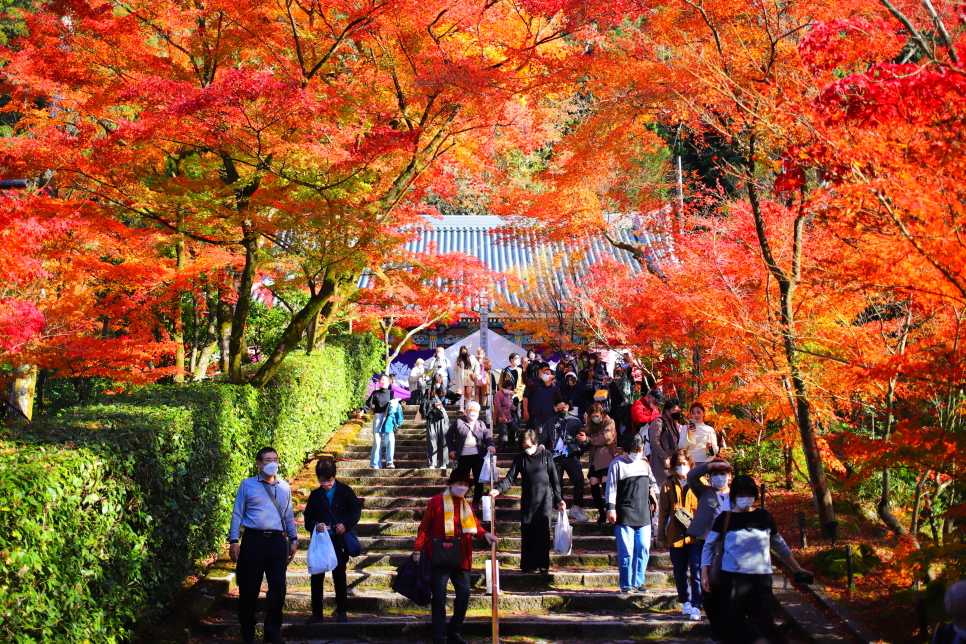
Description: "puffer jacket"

(379, 399), (405, 433)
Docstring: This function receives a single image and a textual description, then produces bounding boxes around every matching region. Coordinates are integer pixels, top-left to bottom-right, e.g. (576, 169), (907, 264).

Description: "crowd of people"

(227, 347), (823, 644)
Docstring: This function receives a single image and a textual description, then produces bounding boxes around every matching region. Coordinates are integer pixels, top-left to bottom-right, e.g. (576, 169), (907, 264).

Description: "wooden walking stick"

(489, 452), (499, 644)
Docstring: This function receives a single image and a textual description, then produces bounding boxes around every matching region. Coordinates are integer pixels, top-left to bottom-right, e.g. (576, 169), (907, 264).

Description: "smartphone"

(793, 571), (814, 584)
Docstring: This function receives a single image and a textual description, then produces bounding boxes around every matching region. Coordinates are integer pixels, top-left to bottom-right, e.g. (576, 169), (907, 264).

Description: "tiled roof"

(360, 214), (669, 306)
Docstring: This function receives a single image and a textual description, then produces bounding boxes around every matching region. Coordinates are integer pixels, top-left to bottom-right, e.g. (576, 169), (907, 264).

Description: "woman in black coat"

(420, 373), (450, 470)
(303, 457), (363, 624)
(490, 430), (565, 573)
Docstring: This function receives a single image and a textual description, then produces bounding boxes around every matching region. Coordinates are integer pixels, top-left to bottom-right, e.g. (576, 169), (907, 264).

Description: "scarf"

(442, 490), (477, 538)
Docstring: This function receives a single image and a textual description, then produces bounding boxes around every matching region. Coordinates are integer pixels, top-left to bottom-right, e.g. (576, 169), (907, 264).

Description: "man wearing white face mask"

(228, 447), (299, 644)
(686, 458), (734, 644)
(604, 434), (660, 594)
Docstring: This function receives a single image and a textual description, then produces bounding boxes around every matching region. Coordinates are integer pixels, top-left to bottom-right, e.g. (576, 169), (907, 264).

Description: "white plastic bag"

(553, 509), (573, 555)
(479, 453), (497, 483)
(485, 558), (501, 595)
(307, 527), (339, 575)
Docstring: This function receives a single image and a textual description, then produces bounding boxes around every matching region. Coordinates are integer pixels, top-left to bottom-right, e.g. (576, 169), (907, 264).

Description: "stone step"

(292, 535), (622, 551)
(347, 496), (545, 509)
(293, 520), (614, 536)
(215, 588), (691, 615)
(332, 485), (593, 497)
(201, 611), (707, 640)
(324, 507), (604, 522)
(321, 476), (600, 487)
(286, 551), (673, 569)
(276, 567), (672, 590)
(330, 466), (595, 478)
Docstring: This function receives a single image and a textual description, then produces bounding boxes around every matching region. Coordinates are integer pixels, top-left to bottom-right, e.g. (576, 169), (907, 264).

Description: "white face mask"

(628, 451), (643, 462)
(735, 497), (755, 510)
(675, 465), (690, 478)
(261, 461), (279, 477)
(711, 474), (729, 490)
(524, 445), (538, 455)
(467, 411), (479, 422)
(380, 381), (390, 389)
(504, 387), (513, 393)
(512, 359), (520, 366)
(591, 415), (602, 423)
(450, 485), (469, 498)
(540, 373), (552, 382)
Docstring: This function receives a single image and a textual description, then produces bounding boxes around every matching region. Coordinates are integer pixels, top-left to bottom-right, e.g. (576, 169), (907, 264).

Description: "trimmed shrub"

(0, 335), (380, 643)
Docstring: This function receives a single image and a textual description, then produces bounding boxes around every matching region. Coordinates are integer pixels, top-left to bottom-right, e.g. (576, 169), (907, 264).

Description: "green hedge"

(0, 335), (381, 643)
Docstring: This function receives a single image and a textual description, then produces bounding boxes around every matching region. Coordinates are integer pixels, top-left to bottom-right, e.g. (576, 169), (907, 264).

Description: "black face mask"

(671, 412), (682, 421)
(556, 409), (567, 418)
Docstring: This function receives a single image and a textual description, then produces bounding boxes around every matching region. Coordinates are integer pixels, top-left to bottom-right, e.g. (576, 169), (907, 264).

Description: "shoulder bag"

(432, 537), (464, 567)
(326, 494), (363, 557)
(259, 480), (293, 540)
(708, 510), (732, 585)
(673, 482), (693, 529)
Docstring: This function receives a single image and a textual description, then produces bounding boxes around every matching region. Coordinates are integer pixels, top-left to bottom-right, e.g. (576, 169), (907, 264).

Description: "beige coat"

(586, 416), (618, 473)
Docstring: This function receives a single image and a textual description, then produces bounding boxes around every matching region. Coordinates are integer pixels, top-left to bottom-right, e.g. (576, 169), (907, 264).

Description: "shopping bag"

(307, 526), (339, 575)
(391, 553), (432, 606)
(479, 453), (496, 483)
(553, 509), (573, 555)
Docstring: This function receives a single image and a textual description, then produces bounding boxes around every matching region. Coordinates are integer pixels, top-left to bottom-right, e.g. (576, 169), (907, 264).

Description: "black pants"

(496, 421), (518, 450)
(457, 454), (486, 502)
(718, 571), (782, 644)
(309, 550), (349, 616)
(554, 456), (584, 507)
(237, 531), (289, 641)
(431, 565), (471, 643)
(520, 515), (552, 571)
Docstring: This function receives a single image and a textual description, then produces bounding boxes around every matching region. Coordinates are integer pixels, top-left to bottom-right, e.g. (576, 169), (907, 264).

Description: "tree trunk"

(193, 291), (220, 381)
(249, 272), (348, 388)
(783, 442), (793, 490)
(172, 234), (188, 383)
(8, 364), (38, 421)
(228, 227), (259, 383)
(878, 377), (909, 534)
(305, 310), (318, 356)
(217, 288), (233, 373)
(910, 471), (930, 538)
(189, 293), (200, 373)
(745, 149), (836, 536)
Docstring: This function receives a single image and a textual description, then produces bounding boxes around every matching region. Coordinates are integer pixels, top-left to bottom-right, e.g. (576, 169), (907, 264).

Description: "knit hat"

(447, 467), (475, 485)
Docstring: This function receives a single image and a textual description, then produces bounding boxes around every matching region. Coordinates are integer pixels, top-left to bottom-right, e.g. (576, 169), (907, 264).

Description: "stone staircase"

(199, 405), (709, 642)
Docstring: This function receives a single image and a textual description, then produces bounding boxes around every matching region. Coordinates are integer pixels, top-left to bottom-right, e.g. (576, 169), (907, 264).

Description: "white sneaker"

(570, 507), (590, 523)
(386, 463), (396, 469)
(690, 607), (702, 621)
(682, 602), (692, 615)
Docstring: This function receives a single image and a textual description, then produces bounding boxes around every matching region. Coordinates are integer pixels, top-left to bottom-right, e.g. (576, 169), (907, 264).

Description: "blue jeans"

(615, 524), (651, 591)
(670, 541), (702, 608)
(369, 413), (395, 467)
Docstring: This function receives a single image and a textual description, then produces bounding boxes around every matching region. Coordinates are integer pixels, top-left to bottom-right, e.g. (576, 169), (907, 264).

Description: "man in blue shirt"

(229, 447), (299, 644)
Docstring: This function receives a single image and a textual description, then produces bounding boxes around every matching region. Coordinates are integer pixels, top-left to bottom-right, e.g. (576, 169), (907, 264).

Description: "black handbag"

(432, 537), (464, 567)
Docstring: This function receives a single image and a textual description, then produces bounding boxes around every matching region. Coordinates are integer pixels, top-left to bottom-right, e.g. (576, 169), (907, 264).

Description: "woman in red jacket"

(414, 468), (499, 644)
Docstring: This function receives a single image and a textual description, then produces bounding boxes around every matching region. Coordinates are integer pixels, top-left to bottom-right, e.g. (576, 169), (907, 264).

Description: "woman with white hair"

(445, 400), (496, 509)
(408, 358), (427, 405)
(934, 580), (966, 644)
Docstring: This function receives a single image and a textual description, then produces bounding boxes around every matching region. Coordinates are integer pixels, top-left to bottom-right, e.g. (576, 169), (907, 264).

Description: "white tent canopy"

(443, 328), (525, 371)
